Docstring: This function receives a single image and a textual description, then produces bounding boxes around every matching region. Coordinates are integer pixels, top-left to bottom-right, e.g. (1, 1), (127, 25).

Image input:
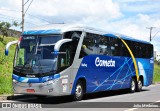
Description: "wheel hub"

(138, 80), (142, 89)
(131, 80), (135, 91)
(76, 85), (82, 97)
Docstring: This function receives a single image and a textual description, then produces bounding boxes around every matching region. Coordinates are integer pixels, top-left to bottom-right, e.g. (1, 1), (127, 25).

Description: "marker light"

(18, 36), (22, 46)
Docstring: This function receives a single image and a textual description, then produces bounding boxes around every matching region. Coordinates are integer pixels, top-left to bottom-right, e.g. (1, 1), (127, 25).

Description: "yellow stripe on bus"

(116, 35), (139, 81)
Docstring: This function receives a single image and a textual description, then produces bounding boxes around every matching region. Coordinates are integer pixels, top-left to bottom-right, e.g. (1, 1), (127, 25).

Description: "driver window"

(58, 43), (71, 72)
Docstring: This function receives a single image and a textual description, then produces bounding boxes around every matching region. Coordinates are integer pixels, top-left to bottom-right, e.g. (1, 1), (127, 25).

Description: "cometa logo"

(95, 57), (116, 67)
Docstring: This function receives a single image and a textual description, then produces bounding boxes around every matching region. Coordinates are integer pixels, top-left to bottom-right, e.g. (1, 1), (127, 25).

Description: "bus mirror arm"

(54, 39), (72, 51)
(5, 40), (18, 56)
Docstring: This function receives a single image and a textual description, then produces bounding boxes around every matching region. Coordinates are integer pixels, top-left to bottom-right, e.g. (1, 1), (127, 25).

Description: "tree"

(12, 21), (19, 27)
(12, 21), (21, 37)
(0, 21), (11, 41)
(0, 21), (20, 41)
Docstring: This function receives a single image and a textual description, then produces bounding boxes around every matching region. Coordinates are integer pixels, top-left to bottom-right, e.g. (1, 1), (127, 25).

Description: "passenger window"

(79, 33), (97, 58)
(110, 37), (122, 56)
(64, 31), (81, 60)
(146, 44), (153, 58)
(98, 36), (110, 55)
(121, 40), (130, 57)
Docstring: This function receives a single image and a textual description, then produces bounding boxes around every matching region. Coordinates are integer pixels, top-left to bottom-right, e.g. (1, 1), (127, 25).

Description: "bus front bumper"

(12, 79), (63, 96)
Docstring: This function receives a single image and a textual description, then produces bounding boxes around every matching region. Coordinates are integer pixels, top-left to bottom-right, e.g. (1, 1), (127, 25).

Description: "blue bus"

(5, 24), (154, 101)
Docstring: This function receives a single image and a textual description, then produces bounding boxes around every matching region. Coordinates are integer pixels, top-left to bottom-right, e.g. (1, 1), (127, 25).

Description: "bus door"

(52, 39), (71, 94)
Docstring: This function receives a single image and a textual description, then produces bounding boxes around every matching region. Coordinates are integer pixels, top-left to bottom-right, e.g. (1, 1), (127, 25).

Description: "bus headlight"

(12, 79), (18, 83)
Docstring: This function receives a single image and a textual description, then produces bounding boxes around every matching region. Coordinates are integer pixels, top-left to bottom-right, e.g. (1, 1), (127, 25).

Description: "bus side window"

(137, 43), (142, 58)
(121, 41), (130, 57)
(79, 33), (96, 58)
(146, 44), (153, 58)
(98, 36), (110, 55)
(141, 44), (146, 58)
(150, 45), (153, 58)
(64, 31), (81, 61)
(127, 41), (136, 57)
(110, 37), (122, 56)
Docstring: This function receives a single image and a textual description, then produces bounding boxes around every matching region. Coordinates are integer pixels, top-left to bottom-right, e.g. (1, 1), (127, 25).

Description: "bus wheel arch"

(73, 78), (86, 101)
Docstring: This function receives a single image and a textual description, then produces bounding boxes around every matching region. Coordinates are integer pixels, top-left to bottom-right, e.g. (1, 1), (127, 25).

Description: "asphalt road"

(1, 84), (160, 111)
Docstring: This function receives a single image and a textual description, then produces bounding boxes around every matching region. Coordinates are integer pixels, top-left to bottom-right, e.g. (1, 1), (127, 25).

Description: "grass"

(0, 36), (18, 94)
(153, 61), (160, 82)
(0, 36), (160, 94)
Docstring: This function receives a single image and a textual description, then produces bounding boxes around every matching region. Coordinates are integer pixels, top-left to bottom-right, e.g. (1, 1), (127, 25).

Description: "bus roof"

(23, 24), (151, 44)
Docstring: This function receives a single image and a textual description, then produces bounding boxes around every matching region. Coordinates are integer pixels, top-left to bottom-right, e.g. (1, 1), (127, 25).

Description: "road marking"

(155, 100), (160, 102)
(124, 108), (137, 111)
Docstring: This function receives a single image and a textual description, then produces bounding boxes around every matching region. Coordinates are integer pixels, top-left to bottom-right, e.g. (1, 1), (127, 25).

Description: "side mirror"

(5, 40), (18, 56)
(53, 39), (72, 55)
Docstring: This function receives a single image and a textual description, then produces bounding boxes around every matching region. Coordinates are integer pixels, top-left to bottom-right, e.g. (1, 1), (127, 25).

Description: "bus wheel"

(136, 78), (143, 92)
(129, 78), (136, 93)
(73, 80), (84, 101)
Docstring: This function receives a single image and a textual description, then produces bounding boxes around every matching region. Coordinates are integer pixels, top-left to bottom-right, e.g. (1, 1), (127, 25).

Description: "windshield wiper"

(37, 70), (57, 77)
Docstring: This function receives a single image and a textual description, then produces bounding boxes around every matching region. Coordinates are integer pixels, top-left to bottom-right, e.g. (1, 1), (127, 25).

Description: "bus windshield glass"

(14, 35), (62, 76)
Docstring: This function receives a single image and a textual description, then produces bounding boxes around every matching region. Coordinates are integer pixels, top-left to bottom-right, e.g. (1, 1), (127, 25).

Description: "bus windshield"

(14, 35), (62, 77)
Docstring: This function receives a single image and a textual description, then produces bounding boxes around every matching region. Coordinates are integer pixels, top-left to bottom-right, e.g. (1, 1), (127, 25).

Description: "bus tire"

(129, 78), (136, 93)
(35, 95), (46, 99)
(136, 78), (143, 92)
(73, 80), (84, 101)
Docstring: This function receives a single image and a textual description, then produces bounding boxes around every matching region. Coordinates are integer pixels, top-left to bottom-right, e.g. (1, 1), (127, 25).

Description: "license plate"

(26, 89), (35, 93)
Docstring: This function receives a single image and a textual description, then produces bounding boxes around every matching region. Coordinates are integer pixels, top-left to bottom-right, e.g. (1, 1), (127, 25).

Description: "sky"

(0, 0), (160, 51)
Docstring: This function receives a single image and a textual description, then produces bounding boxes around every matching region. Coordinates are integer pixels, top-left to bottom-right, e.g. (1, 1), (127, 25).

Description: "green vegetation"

(0, 21), (20, 41)
(153, 61), (160, 82)
(0, 36), (160, 94)
(0, 36), (18, 94)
